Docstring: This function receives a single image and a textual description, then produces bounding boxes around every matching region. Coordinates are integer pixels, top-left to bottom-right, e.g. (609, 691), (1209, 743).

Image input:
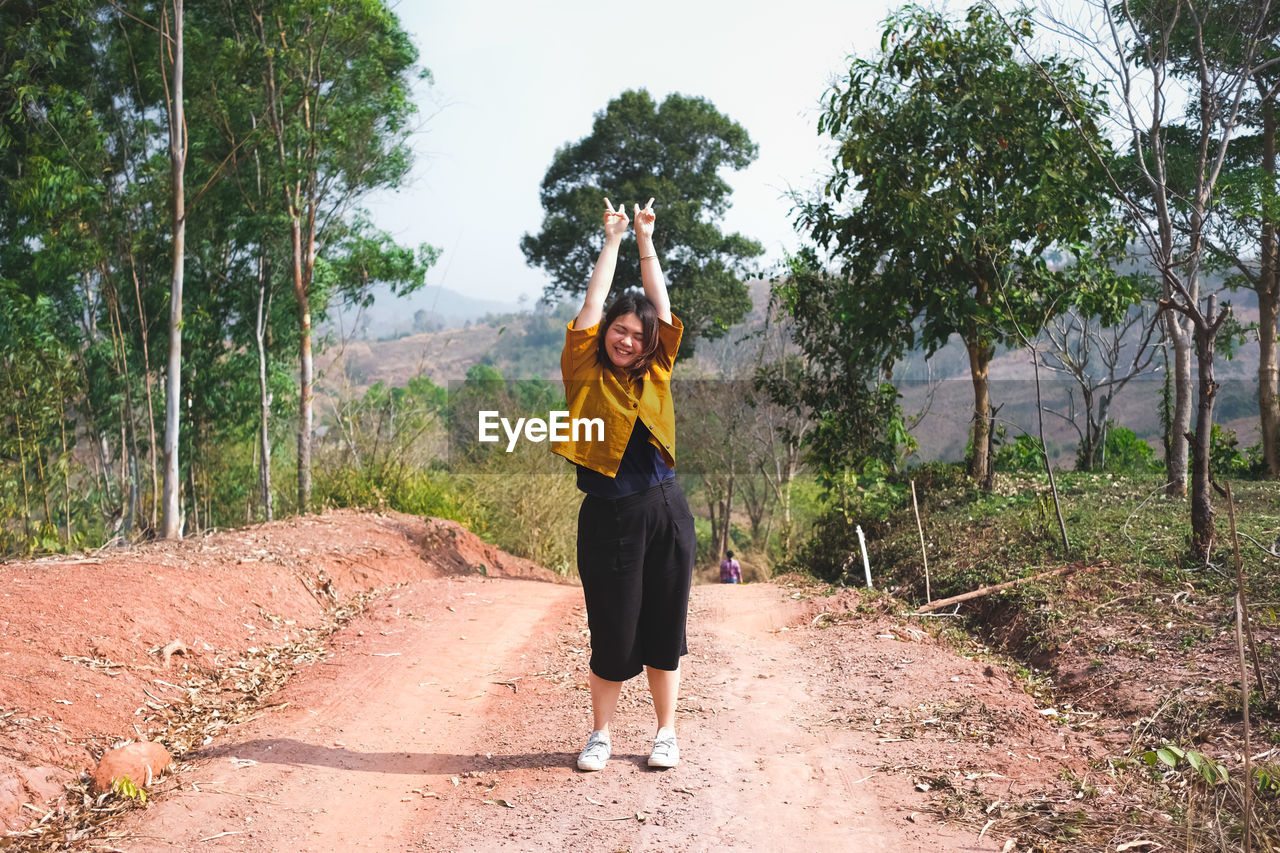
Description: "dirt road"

(108, 572), (1057, 852)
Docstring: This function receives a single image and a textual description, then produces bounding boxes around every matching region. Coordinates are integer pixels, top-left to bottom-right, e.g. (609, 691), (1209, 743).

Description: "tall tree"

(249, 0), (429, 513)
(1039, 0), (1274, 557)
(522, 89), (763, 348)
(796, 6), (1128, 486)
(160, 0), (185, 538)
(1175, 0), (1280, 478)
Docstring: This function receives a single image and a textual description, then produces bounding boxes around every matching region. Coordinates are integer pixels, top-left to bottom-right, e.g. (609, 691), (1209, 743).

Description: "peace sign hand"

(633, 198), (656, 241)
(602, 197), (630, 241)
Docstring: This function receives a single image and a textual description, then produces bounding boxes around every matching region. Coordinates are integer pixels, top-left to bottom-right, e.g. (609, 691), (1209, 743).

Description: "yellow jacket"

(552, 314), (682, 477)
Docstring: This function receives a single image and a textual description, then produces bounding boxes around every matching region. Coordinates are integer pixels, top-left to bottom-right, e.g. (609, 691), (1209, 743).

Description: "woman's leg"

(645, 664), (681, 731)
(589, 671), (624, 734)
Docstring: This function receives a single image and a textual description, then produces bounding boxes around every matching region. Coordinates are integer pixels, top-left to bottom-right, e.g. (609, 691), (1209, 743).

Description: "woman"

(551, 197), (696, 772)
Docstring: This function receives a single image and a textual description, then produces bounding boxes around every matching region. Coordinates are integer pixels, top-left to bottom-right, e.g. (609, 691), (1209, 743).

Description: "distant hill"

(314, 273), (1268, 466)
(323, 282), (523, 340)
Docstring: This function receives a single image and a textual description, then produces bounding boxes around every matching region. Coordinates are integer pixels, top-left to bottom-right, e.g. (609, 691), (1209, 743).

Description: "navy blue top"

(576, 419), (674, 499)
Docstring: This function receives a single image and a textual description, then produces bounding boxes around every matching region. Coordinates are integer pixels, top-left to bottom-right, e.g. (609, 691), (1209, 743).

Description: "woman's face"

(604, 312), (646, 369)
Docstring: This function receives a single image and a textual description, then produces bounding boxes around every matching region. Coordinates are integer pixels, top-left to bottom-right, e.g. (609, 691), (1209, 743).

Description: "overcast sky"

(362, 0), (931, 307)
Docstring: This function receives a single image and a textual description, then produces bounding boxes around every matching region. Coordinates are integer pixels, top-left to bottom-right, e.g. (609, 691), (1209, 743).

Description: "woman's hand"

(634, 197), (656, 242)
(634, 198), (670, 323)
(603, 198), (629, 242)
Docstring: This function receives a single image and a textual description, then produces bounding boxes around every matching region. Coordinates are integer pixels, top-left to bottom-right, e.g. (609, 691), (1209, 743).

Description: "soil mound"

(0, 509), (562, 830)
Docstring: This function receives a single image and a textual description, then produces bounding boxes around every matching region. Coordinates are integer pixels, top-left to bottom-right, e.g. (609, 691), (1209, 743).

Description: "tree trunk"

(160, 0), (185, 539)
(292, 216), (313, 513)
(1261, 284), (1279, 477)
(1189, 295), (1220, 561)
(719, 472), (735, 559)
(128, 258), (159, 531)
(1259, 94), (1280, 478)
(1167, 315), (1193, 497)
(256, 251), (274, 521)
(964, 333), (993, 487)
(707, 496), (720, 557)
(781, 469), (794, 556)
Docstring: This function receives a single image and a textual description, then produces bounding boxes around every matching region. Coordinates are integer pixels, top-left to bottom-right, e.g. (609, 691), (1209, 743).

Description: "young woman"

(551, 198), (696, 772)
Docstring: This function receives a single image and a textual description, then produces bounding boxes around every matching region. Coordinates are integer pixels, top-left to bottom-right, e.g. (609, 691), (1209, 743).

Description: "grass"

(813, 465), (1280, 852)
(871, 470), (1280, 612)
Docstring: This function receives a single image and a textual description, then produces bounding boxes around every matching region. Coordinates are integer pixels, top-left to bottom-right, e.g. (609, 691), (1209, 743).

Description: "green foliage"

(778, 459), (908, 584)
(0, 281), (85, 555)
(800, 4), (1129, 346)
(994, 433), (1045, 474)
(0, 0), (435, 542)
(905, 461), (969, 492)
(1142, 743), (1228, 786)
(1101, 426), (1161, 476)
(793, 5), (1132, 480)
(111, 776), (147, 804)
(1209, 423), (1265, 480)
(779, 505), (865, 585)
(767, 251), (917, 483)
(313, 375), (460, 522)
(521, 89), (762, 348)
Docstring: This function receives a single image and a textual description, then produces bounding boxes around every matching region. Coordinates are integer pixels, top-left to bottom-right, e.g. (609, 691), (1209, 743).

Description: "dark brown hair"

(596, 292), (661, 379)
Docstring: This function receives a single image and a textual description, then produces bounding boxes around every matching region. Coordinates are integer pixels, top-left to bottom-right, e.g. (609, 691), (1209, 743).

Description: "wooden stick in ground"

(1217, 482), (1268, 703)
(910, 480), (931, 603)
(913, 563), (1099, 614)
(1222, 481), (1257, 853)
(1236, 589), (1254, 853)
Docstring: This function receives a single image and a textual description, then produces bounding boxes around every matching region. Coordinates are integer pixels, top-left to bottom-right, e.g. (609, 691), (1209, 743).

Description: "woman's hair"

(726, 550), (734, 559)
(596, 291), (661, 378)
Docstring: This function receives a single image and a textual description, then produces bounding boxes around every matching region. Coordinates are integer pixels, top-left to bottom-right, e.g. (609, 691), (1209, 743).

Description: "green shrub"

(994, 433), (1045, 473)
(1101, 426), (1160, 475)
(903, 460), (969, 492)
(778, 505), (865, 584)
(1209, 424), (1265, 480)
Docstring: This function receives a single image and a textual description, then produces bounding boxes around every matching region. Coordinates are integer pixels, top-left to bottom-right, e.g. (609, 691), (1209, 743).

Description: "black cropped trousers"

(576, 478), (697, 682)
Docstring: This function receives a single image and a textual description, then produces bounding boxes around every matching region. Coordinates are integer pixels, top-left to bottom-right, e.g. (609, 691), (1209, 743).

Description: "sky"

(362, 0), (927, 307)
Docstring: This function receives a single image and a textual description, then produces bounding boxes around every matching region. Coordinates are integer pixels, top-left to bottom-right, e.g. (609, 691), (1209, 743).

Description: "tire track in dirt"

(116, 575), (579, 852)
(400, 583), (1000, 852)
(117, 579), (1004, 852)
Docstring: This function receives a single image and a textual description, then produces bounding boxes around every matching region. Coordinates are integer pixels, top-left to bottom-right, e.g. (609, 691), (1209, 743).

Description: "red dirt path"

(0, 510), (1104, 850)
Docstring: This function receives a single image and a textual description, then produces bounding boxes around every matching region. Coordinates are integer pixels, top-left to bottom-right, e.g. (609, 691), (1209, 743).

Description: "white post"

(856, 525), (872, 588)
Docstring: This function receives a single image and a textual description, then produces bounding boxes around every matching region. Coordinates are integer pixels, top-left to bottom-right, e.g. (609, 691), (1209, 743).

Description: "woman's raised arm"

(573, 198), (629, 330)
(634, 198), (671, 323)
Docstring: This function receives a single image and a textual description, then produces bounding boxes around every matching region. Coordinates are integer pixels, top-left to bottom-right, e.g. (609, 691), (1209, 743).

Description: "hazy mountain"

(323, 282), (523, 340)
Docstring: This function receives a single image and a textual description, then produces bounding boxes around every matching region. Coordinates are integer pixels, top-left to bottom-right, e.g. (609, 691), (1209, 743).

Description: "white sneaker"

(577, 730), (611, 771)
(647, 727), (679, 768)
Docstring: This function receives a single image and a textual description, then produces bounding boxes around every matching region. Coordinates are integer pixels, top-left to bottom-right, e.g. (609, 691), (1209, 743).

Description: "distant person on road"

(720, 550), (742, 584)
(551, 197), (695, 774)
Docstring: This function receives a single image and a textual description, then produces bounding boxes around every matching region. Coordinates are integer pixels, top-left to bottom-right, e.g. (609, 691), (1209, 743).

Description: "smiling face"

(604, 312), (646, 370)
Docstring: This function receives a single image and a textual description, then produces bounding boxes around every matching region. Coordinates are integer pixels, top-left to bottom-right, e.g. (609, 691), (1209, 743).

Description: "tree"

(160, 0), (185, 538)
(249, 0), (431, 513)
(795, 5), (1128, 485)
(769, 250), (915, 484)
(679, 379), (748, 561)
(1169, 0), (1280, 478)
(1036, 0), (1276, 557)
(0, 0), (432, 546)
(522, 89), (763, 348)
(748, 303), (811, 557)
(1041, 298), (1162, 470)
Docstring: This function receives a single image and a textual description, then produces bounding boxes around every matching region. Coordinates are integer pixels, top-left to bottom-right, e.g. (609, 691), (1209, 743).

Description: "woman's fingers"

(645, 197), (655, 211)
